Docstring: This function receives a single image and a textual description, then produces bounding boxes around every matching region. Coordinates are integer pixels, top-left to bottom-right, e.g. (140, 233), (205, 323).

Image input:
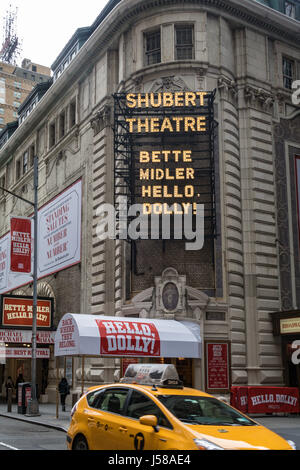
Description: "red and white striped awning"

(54, 314), (201, 358)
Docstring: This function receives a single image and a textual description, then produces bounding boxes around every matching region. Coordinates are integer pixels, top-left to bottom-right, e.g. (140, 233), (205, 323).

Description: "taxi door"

(118, 389), (177, 450)
(87, 387), (129, 450)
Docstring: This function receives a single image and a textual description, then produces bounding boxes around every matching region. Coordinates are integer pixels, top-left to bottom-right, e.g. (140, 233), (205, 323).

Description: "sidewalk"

(0, 402), (70, 432)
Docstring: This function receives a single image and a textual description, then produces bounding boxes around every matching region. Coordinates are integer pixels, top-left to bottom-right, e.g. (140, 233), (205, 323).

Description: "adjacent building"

(0, 59), (51, 131)
(0, 0), (300, 403)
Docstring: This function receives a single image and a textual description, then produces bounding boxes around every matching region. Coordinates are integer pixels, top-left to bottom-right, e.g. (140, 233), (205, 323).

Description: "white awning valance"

(54, 314), (201, 358)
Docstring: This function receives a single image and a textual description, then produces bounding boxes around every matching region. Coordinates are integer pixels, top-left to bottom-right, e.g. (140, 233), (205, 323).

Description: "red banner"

(248, 386), (299, 413)
(230, 386), (248, 413)
(10, 217), (31, 273)
(231, 386), (299, 414)
(96, 319), (161, 356)
(206, 342), (230, 391)
(2, 296), (52, 328)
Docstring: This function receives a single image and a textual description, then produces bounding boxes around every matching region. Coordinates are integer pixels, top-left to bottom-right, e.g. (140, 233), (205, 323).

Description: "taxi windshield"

(158, 395), (256, 426)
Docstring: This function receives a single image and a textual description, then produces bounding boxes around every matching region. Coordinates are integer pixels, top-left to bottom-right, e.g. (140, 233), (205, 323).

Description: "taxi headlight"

(287, 440), (296, 450)
(194, 438), (224, 450)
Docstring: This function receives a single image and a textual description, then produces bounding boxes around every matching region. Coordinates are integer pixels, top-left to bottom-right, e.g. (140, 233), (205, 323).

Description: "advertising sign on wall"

(0, 295), (53, 329)
(205, 341), (230, 392)
(10, 217), (32, 274)
(38, 179), (82, 277)
(0, 179), (82, 294)
(0, 347), (50, 359)
(0, 329), (55, 344)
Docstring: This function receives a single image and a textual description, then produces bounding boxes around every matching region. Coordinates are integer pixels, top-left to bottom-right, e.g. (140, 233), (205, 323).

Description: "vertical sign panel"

(10, 217), (32, 273)
(205, 341), (230, 392)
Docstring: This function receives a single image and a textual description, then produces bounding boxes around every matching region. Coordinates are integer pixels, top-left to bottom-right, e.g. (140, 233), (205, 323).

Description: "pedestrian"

(5, 376), (14, 402)
(58, 377), (70, 411)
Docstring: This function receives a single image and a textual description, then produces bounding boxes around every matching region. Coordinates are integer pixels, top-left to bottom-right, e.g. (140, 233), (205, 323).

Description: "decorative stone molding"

(121, 268), (210, 321)
(217, 76), (237, 102)
(243, 85), (274, 112)
(149, 75), (190, 93)
(90, 103), (113, 136)
(152, 267), (187, 317)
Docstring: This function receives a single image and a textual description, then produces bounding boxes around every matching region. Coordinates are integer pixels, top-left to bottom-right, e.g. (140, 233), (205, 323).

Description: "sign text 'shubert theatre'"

(124, 91), (210, 217)
(114, 90), (215, 239)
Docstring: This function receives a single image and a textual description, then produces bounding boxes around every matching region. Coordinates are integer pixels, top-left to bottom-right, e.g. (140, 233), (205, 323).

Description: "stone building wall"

(0, 0), (299, 399)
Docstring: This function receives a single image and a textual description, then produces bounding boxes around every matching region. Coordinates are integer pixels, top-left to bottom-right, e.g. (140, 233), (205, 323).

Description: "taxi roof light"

(120, 363), (183, 388)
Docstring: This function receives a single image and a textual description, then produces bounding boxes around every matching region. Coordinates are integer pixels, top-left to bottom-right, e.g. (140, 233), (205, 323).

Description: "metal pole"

(26, 155), (40, 416)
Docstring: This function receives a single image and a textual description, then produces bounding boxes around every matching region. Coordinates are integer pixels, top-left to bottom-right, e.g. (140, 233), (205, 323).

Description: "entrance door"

(149, 358), (193, 387)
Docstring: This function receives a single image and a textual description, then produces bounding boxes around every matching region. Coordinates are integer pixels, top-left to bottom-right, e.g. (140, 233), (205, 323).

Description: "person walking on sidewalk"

(5, 376), (14, 402)
(58, 377), (70, 412)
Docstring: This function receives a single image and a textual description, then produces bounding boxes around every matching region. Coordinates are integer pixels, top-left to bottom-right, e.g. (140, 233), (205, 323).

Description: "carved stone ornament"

(90, 104), (113, 136)
(243, 85), (274, 112)
(153, 267), (187, 316)
(217, 76), (237, 101)
(149, 75), (189, 93)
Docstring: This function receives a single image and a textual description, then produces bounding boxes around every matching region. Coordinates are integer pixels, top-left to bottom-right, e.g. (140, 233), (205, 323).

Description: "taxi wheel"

(73, 435), (89, 450)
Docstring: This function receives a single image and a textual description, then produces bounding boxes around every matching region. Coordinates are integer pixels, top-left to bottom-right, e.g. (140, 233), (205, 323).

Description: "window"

(14, 91), (21, 99)
(145, 29), (161, 65)
(88, 388), (129, 414)
(16, 159), (21, 181)
(126, 390), (172, 428)
(69, 100), (76, 128)
(283, 57), (295, 89)
(206, 312), (226, 321)
(285, 1), (296, 18)
(175, 25), (194, 60)
(158, 395), (256, 426)
(0, 174), (5, 195)
(29, 144), (35, 167)
(0, 108), (4, 114)
(59, 111), (66, 139)
(13, 101), (20, 108)
(49, 121), (56, 148)
(23, 151), (28, 174)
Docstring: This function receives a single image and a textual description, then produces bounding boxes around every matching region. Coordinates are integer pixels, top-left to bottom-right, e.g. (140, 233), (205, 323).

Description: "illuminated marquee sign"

(113, 90), (216, 238)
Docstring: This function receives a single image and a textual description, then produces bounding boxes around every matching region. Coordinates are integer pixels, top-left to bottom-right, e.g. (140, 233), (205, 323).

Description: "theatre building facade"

(1, 0), (300, 402)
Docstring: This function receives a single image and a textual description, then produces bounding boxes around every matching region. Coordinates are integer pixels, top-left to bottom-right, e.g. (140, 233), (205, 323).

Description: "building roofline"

(51, 27), (92, 71)
(18, 79), (53, 114)
(1, 0), (299, 163)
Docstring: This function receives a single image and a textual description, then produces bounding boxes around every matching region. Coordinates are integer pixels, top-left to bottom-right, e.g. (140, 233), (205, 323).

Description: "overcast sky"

(1, 0), (110, 69)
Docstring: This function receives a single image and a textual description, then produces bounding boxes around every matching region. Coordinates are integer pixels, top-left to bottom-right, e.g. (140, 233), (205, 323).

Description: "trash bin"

(17, 383), (38, 414)
(18, 382), (31, 414)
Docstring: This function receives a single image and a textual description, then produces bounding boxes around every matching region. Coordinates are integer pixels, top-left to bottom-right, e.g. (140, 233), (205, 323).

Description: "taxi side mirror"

(139, 415), (159, 432)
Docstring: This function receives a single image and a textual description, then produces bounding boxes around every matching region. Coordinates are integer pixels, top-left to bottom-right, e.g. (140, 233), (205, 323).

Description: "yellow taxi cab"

(66, 363), (296, 450)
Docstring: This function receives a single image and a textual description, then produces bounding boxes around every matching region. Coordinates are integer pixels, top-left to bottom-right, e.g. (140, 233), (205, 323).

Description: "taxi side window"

(126, 390), (172, 429)
(96, 388), (129, 415)
(87, 389), (106, 409)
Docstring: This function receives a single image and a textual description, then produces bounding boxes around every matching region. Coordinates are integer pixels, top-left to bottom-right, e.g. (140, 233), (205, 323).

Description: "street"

(0, 416), (66, 450)
(0, 415), (299, 451)
(256, 416), (300, 450)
